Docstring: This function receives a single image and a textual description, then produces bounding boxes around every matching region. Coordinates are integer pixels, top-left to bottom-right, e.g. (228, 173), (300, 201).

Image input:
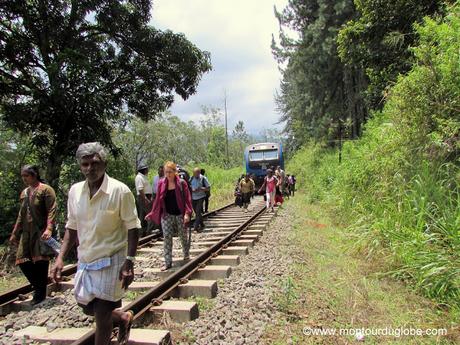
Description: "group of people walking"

(8, 141), (297, 345)
(8, 142), (211, 345)
(135, 164), (211, 236)
(234, 166), (296, 213)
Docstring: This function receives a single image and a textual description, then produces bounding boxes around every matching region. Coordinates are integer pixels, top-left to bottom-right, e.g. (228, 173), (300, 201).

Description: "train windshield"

(249, 149), (278, 161)
(249, 151), (264, 161)
(263, 150), (278, 160)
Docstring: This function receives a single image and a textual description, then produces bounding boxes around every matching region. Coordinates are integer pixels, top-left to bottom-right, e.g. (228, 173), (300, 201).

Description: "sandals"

(117, 310), (134, 345)
(160, 264), (171, 271)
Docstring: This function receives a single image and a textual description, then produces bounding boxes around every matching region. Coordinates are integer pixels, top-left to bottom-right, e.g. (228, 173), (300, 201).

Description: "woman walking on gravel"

(9, 165), (57, 305)
(146, 161), (193, 271)
(258, 169), (278, 212)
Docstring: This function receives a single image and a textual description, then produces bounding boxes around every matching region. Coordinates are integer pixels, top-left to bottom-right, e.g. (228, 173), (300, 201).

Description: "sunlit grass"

(187, 164), (243, 210)
(263, 195), (458, 344)
(287, 143), (460, 312)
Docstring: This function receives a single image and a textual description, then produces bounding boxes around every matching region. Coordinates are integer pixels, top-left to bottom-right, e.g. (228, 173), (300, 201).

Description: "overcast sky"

(151, 0), (289, 134)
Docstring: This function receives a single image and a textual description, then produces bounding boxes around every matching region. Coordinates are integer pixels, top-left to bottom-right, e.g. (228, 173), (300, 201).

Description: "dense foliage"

(0, 107), (255, 241)
(287, 4), (460, 307)
(272, 0), (368, 149)
(0, 0), (211, 187)
(337, 0), (447, 110)
(113, 110), (254, 172)
(274, 0), (450, 151)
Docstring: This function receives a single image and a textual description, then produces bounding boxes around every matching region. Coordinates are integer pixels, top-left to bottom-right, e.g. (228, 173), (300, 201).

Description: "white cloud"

(151, 0), (289, 134)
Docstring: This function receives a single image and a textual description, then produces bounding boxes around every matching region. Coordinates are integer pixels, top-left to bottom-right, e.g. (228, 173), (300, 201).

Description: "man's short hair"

(76, 142), (108, 164)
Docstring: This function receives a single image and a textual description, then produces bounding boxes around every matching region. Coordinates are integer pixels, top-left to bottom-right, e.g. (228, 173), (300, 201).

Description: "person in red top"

(258, 169), (278, 213)
(146, 161), (193, 271)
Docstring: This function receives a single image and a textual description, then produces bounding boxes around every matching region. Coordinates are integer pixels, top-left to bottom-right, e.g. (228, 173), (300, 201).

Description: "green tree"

(288, 5), (460, 304)
(113, 112), (207, 171)
(0, 0), (211, 188)
(207, 127), (227, 167)
(232, 121), (249, 144)
(200, 105), (224, 147)
(0, 120), (38, 240)
(273, 0), (367, 149)
(337, 0), (447, 110)
(230, 120), (250, 164)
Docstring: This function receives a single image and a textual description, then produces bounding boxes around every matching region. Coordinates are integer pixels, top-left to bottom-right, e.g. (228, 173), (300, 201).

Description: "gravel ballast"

(167, 206), (292, 345)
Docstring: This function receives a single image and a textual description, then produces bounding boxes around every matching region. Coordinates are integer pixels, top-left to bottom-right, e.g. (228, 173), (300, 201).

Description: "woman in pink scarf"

(146, 161), (193, 271)
(258, 169), (278, 212)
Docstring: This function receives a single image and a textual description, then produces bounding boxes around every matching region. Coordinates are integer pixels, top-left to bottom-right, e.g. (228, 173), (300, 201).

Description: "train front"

(244, 143), (284, 188)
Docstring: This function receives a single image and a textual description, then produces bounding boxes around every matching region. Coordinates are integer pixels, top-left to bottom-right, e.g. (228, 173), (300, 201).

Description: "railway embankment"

(262, 193), (459, 344)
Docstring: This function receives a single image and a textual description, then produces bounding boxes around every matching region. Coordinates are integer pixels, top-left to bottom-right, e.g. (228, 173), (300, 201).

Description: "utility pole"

(338, 119), (343, 164)
(224, 90), (229, 166)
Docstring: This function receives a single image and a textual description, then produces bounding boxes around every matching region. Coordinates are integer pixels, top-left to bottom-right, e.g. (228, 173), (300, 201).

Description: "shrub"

(287, 5), (460, 308)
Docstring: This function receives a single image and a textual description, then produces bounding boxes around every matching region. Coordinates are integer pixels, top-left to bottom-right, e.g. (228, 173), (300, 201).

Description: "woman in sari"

(9, 165), (57, 304)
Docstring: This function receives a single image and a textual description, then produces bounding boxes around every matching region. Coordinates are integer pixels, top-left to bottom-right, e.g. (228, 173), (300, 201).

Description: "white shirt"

(152, 175), (164, 194)
(66, 174), (141, 263)
(135, 172), (153, 195)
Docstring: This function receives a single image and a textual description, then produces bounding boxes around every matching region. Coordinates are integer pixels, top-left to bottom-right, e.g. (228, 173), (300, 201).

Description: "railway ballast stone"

(0, 289), (93, 345)
(177, 207), (292, 344)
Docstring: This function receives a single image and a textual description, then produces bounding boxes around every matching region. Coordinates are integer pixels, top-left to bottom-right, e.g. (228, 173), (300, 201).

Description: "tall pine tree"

(273, 0), (367, 149)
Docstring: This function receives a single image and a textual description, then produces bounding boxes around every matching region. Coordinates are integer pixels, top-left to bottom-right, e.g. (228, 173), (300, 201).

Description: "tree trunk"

(45, 150), (65, 192)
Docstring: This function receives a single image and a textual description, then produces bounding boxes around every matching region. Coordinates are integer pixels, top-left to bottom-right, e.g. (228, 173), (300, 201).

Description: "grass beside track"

(264, 192), (460, 344)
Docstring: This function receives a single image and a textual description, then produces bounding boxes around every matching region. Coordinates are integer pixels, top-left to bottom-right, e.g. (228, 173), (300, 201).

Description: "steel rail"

(71, 203), (266, 345)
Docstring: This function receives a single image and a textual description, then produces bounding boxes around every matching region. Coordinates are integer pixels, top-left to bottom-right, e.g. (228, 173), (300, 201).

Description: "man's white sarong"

(74, 248), (126, 305)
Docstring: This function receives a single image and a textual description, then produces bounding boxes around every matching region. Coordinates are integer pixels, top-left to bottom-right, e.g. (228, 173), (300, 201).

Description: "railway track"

(2, 197), (277, 345)
(0, 203), (234, 313)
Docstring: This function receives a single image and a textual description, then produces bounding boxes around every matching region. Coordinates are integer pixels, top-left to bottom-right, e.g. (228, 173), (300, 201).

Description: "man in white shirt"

(52, 142), (140, 345)
(135, 164), (153, 235)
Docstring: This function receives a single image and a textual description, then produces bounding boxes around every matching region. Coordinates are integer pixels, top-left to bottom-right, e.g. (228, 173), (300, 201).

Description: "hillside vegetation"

(287, 6), (460, 310)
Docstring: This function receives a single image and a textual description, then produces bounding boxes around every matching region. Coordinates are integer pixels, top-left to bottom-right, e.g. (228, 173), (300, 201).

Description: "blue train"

(244, 142), (284, 186)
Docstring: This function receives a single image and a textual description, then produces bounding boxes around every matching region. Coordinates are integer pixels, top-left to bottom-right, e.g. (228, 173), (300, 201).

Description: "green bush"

(287, 5), (460, 308)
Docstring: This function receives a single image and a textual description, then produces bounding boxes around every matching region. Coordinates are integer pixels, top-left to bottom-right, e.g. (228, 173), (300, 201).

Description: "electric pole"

(224, 90), (229, 166)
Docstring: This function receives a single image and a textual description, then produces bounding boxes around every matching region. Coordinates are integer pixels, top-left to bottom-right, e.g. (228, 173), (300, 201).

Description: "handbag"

(234, 192), (243, 207)
(25, 189), (56, 257)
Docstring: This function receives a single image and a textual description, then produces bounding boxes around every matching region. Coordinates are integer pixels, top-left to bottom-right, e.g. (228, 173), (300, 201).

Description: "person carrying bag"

(9, 165), (57, 305)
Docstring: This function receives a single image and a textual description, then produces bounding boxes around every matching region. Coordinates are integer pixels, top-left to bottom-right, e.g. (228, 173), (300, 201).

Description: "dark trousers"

(192, 198), (205, 231)
(137, 195), (153, 236)
(19, 260), (49, 300)
(203, 195), (210, 213)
